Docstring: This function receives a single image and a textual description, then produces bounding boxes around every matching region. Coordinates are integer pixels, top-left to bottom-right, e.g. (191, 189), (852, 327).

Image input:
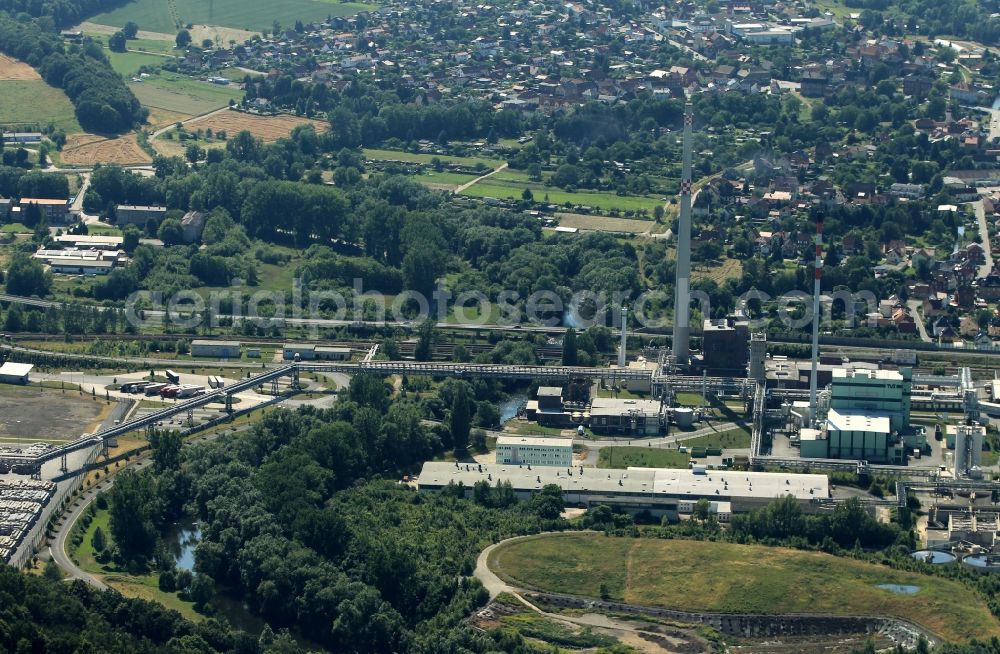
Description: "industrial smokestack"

(809, 216), (823, 419)
(618, 306), (628, 368)
(672, 102), (694, 366)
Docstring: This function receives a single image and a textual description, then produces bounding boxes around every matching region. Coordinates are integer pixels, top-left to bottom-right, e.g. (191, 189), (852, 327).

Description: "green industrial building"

(798, 367), (917, 464)
(829, 368), (911, 431)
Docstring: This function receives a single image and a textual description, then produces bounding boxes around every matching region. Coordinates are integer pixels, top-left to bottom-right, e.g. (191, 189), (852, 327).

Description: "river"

(165, 520), (284, 638)
(499, 394), (527, 424)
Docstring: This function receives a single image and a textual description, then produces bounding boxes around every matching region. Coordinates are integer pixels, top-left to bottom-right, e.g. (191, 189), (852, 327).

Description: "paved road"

(48, 419), (257, 586)
(69, 173), (90, 214)
(49, 459), (153, 588)
(974, 198), (995, 278)
(906, 299), (932, 343)
(578, 420), (740, 449)
(985, 106), (1000, 143)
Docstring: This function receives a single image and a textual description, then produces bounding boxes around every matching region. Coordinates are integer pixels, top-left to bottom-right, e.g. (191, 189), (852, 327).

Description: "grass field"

(596, 446), (689, 469)
(461, 169), (664, 214)
(70, 507), (202, 622)
(693, 257), (743, 284)
(363, 148), (503, 169)
(125, 37), (182, 54)
(412, 170), (478, 190)
(681, 426), (752, 450)
(86, 224), (124, 236)
(0, 80), (82, 133)
(90, 0), (379, 34)
(129, 73), (243, 115)
(489, 533), (1000, 643)
(153, 133), (224, 157)
(107, 50), (171, 77)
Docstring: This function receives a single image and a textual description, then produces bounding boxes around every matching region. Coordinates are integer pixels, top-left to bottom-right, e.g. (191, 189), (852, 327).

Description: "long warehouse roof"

(418, 461), (829, 501)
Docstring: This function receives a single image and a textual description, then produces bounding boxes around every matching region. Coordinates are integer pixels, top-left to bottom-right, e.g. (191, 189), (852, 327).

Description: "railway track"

(3, 333), (575, 363)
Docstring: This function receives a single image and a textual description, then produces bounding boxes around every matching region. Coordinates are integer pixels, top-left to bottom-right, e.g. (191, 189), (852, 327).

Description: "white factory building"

(495, 436), (572, 467)
(282, 343), (352, 361)
(0, 363), (32, 385)
(418, 461), (829, 517)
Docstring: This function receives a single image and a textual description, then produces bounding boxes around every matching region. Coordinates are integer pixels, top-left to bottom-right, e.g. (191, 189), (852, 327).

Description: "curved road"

(49, 458), (153, 589)
(48, 423), (254, 587)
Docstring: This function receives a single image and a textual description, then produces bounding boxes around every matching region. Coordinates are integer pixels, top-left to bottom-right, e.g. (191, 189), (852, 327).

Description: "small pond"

(876, 584), (920, 595)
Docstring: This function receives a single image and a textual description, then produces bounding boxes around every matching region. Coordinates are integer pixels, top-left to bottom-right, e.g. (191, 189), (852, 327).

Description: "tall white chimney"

(672, 102), (694, 366)
(618, 306), (628, 368)
(809, 217), (824, 419)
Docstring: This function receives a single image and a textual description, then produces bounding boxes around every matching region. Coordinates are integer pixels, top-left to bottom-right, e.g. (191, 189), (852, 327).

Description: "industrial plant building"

(35, 243), (129, 274)
(282, 343), (352, 361)
(829, 368), (912, 431)
(54, 234), (123, 250)
(702, 317), (749, 375)
(190, 340), (242, 358)
(792, 366), (920, 464)
(417, 461), (829, 517)
(495, 436), (572, 467)
(589, 397), (664, 435)
(525, 387), (666, 435)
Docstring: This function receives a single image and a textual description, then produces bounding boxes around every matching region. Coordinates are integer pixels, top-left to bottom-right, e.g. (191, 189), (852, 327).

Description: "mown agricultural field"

(188, 111), (328, 141)
(0, 60), (82, 133)
(363, 148), (504, 170)
(461, 168), (665, 214)
(556, 212), (654, 233)
(488, 532), (1000, 643)
(129, 73), (243, 116)
(89, 0), (379, 34)
(106, 49), (172, 77)
(61, 134), (152, 165)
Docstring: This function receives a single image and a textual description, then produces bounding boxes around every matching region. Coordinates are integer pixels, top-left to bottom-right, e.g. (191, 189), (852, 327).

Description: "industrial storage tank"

(911, 550), (956, 564)
(674, 407), (694, 429)
(963, 554), (1000, 572)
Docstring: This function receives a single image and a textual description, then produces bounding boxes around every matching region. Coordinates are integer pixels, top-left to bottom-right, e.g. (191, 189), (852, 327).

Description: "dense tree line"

(843, 0), (1000, 45)
(104, 376), (568, 652)
(0, 166), (70, 202)
(0, 14), (146, 133)
(0, 563), (279, 653)
(0, 0), (127, 29)
(729, 495), (903, 551)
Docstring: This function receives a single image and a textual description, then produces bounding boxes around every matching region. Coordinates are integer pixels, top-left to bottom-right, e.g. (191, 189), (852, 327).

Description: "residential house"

(892, 308), (916, 333)
(800, 71), (828, 98)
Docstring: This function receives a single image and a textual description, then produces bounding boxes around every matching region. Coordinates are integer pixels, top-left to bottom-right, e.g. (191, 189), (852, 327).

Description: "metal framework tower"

(809, 217), (823, 419)
(672, 102), (694, 366)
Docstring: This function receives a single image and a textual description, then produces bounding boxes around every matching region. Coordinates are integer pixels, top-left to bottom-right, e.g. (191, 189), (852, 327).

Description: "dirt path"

(475, 533), (709, 653)
(150, 105), (231, 139)
(454, 162), (508, 193)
